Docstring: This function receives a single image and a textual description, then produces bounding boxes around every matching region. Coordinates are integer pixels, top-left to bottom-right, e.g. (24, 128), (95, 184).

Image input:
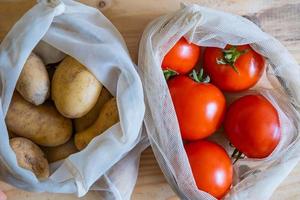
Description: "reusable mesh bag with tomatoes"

(138, 4), (300, 200)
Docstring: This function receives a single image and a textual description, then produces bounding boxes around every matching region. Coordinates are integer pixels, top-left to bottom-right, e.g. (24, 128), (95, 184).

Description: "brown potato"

(10, 137), (49, 180)
(74, 98), (119, 150)
(8, 131), (16, 138)
(6, 93), (72, 147)
(74, 87), (113, 132)
(16, 53), (50, 105)
(42, 139), (78, 163)
(52, 56), (102, 118)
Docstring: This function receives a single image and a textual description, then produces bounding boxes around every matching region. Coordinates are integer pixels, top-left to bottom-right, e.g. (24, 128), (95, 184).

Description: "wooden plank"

(0, 0), (299, 199)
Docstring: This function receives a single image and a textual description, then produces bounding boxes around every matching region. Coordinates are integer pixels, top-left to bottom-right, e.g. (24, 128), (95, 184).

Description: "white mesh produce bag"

(138, 4), (300, 200)
(0, 0), (146, 199)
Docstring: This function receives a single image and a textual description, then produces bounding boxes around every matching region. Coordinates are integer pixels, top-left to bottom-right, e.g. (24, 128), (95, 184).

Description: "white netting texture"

(138, 4), (300, 200)
(0, 0), (146, 199)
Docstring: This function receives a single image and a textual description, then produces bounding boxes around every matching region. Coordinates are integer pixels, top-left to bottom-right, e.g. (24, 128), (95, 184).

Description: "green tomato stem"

(163, 69), (178, 80)
(231, 147), (245, 165)
(216, 46), (249, 74)
(190, 69), (210, 83)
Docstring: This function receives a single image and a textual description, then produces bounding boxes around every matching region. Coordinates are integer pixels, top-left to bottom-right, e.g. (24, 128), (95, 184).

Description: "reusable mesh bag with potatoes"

(0, 0), (146, 199)
(138, 4), (300, 200)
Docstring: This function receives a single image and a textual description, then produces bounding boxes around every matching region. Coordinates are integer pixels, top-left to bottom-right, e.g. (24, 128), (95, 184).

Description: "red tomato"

(168, 75), (226, 140)
(185, 140), (233, 199)
(203, 45), (265, 92)
(162, 37), (201, 74)
(224, 94), (281, 158)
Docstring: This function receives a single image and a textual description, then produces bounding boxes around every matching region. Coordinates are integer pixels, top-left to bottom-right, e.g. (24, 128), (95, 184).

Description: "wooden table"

(0, 0), (300, 199)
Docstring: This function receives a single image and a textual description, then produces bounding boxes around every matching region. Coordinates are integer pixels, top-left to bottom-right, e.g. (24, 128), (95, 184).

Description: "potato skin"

(10, 137), (49, 180)
(52, 56), (102, 118)
(8, 131), (16, 138)
(42, 139), (78, 163)
(16, 53), (50, 105)
(74, 87), (113, 132)
(74, 98), (119, 150)
(6, 93), (72, 147)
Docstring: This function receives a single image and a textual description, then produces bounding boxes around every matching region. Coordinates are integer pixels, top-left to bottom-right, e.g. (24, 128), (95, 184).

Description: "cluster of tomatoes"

(162, 37), (281, 199)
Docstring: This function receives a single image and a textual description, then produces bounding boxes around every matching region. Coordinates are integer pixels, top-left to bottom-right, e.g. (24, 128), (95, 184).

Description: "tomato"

(203, 45), (265, 92)
(185, 140), (233, 199)
(168, 75), (226, 140)
(162, 37), (201, 74)
(224, 94), (281, 158)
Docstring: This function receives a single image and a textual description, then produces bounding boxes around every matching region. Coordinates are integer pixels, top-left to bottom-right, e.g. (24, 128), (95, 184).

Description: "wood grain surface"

(0, 0), (300, 199)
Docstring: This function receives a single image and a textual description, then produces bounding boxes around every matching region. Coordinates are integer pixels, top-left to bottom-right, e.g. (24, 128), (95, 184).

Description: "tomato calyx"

(163, 69), (178, 80)
(216, 46), (248, 74)
(231, 147), (245, 164)
(189, 69), (210, 83)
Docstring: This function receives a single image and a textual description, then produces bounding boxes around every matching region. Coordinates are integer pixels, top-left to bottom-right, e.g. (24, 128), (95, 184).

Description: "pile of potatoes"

(6, 53), (119, 180)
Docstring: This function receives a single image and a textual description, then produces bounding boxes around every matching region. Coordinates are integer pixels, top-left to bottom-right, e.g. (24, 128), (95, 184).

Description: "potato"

(74, 98), (119, 150)
(52, 56), (102, 118)
(42, 139), (78, 163)
(10, 137), (49, 180)
(8, 131), (16, 138)
(74, 87), (113, 132)
(6, 93), (72, 147)
(16, 53), (50, 105)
